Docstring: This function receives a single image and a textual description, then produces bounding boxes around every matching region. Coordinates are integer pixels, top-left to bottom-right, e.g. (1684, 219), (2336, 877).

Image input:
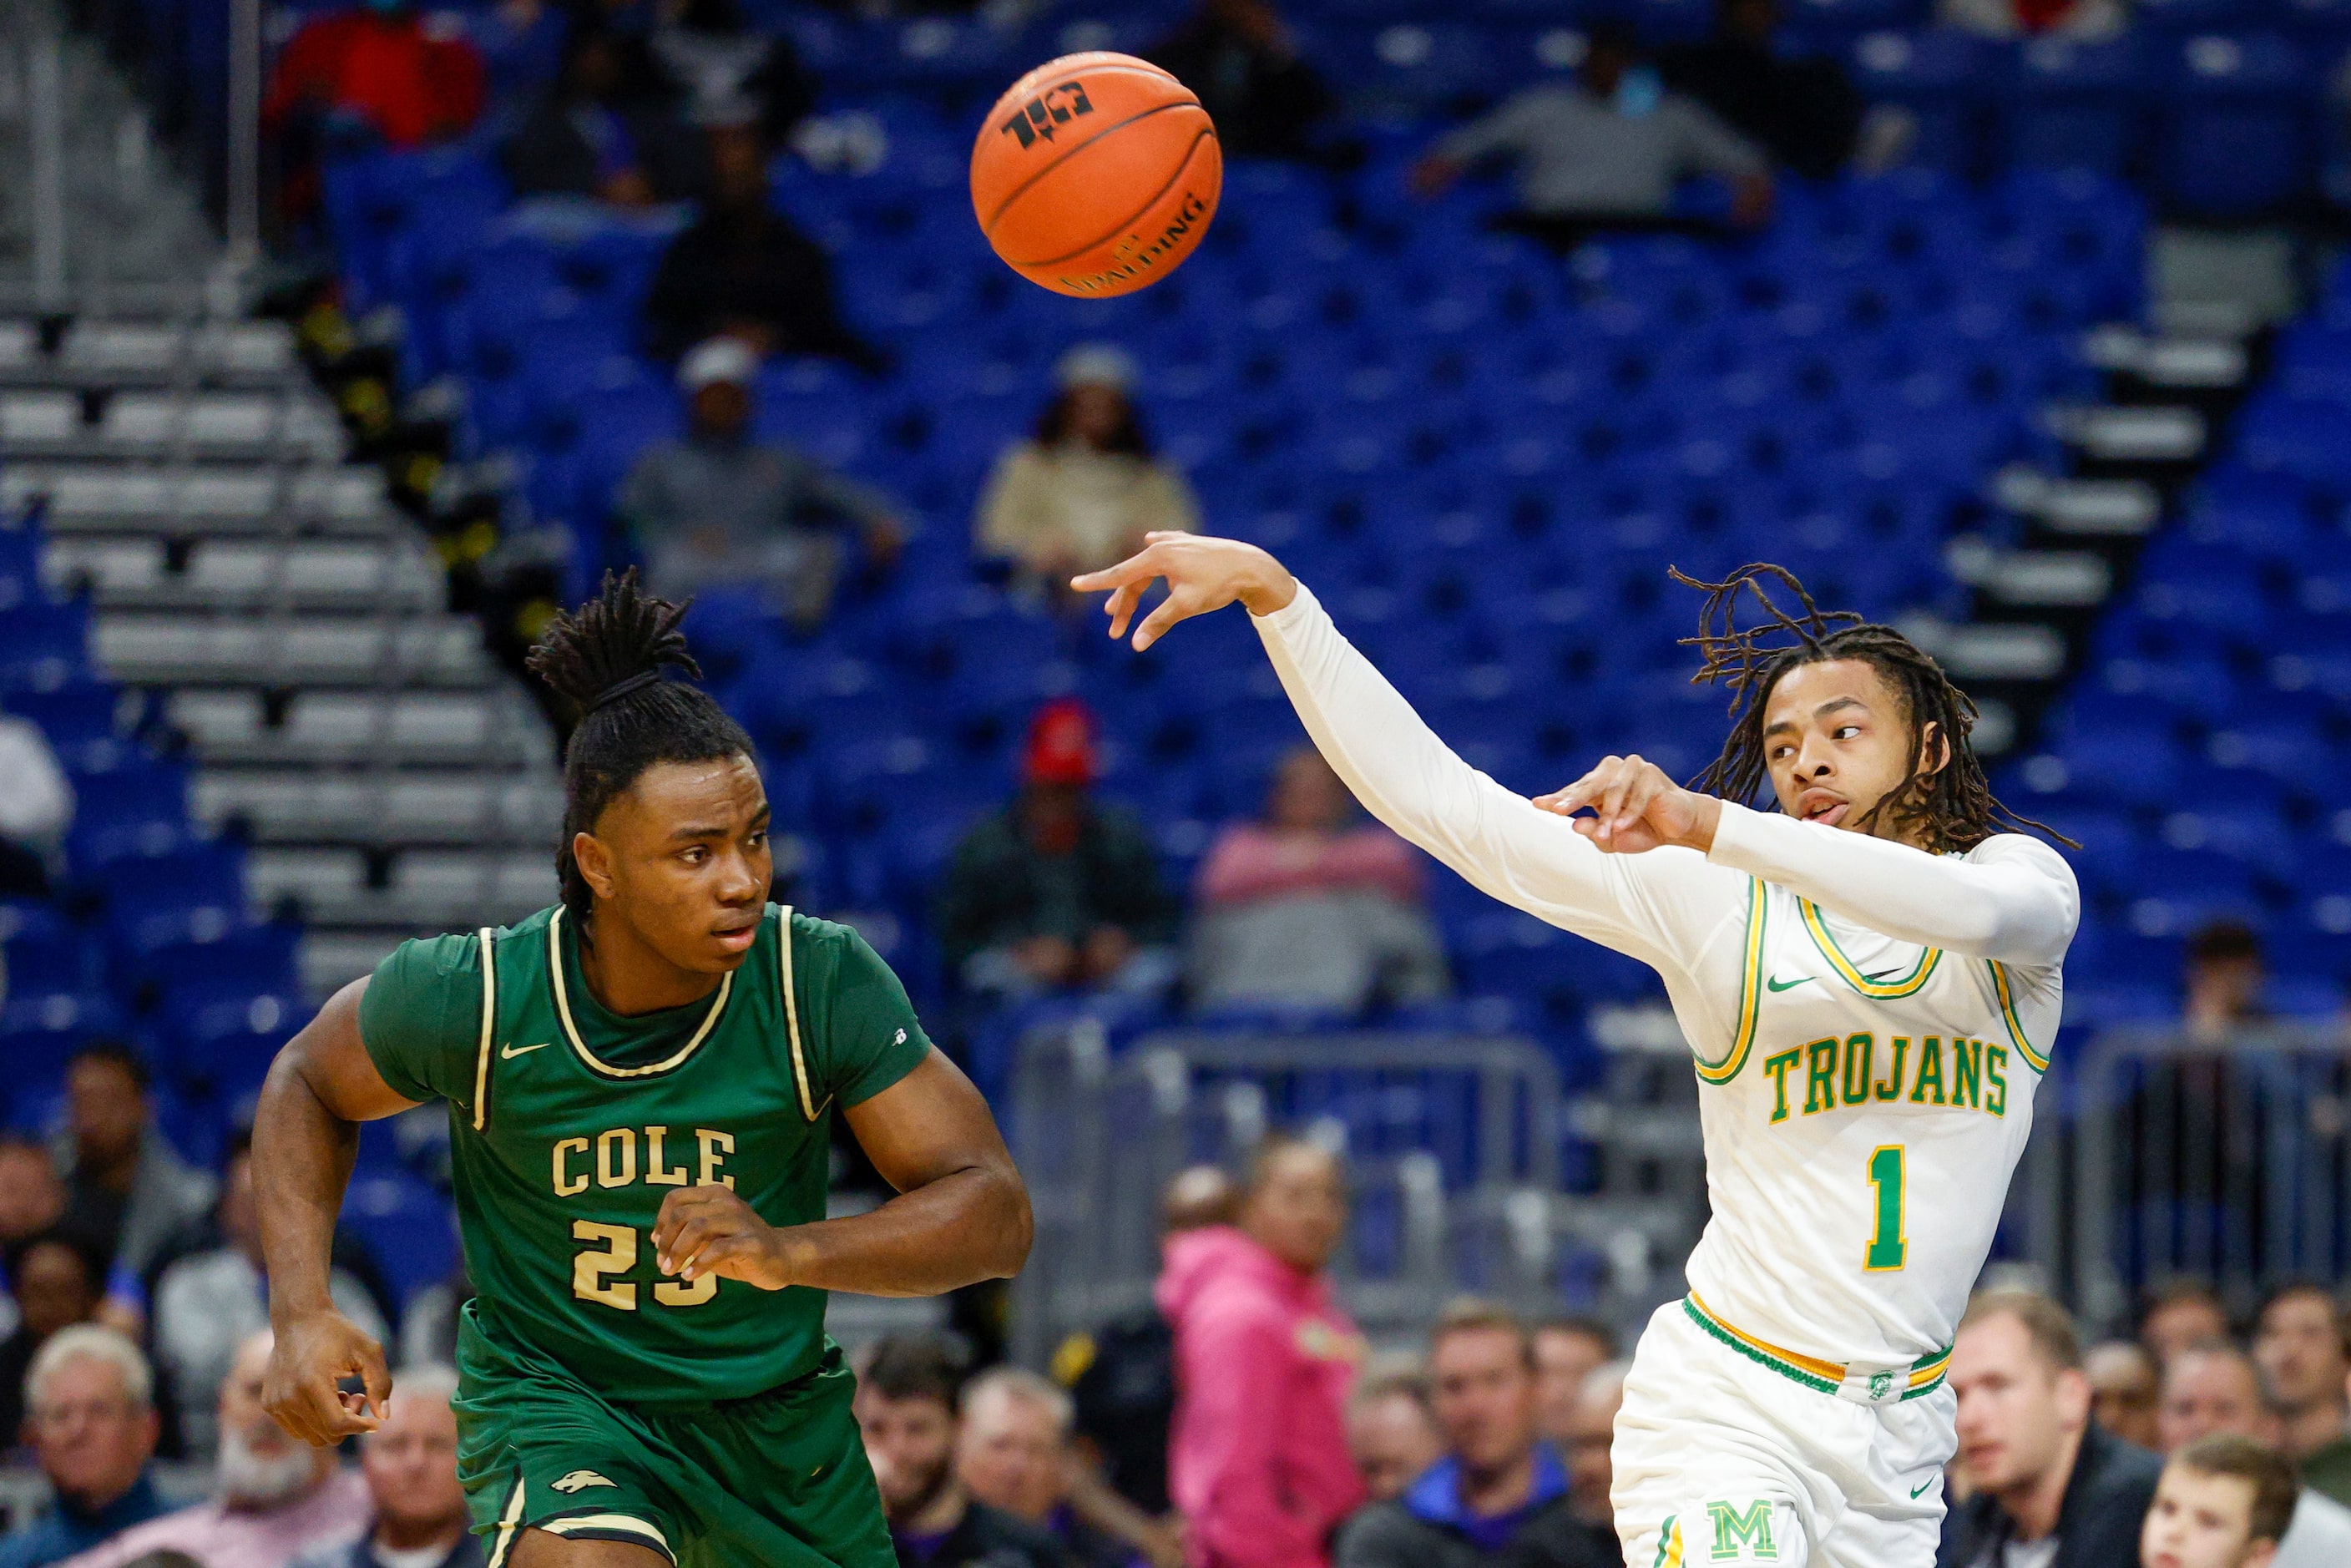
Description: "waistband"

(1682, 1293), (1952, 1406)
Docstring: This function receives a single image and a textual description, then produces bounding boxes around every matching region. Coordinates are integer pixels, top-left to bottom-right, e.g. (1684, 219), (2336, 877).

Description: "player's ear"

(574, 831), (617, 902)
(1918, 721), (1949, 777)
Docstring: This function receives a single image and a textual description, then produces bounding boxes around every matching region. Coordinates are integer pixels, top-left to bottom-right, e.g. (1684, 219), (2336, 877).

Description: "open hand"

(1069, 533), (1297, 651)
(1533, 754), (1722, 855)
(264, 1307), (390, 1445)
(653, 1183), (793, 1292)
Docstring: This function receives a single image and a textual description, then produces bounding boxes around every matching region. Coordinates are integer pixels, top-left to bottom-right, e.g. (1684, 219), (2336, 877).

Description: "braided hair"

(525, 569), (757, 923)
(1675, 563), (2070, 854)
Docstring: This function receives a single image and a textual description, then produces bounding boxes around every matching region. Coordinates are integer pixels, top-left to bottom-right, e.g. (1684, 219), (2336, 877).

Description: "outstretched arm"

(1070, 534), (1741, 972)
(255, 980), (420, 1444)
(650, 1050), (1030, 1297)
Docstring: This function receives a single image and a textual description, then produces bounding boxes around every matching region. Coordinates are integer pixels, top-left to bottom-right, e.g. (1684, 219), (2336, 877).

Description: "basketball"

(971, 52), (1221, 298)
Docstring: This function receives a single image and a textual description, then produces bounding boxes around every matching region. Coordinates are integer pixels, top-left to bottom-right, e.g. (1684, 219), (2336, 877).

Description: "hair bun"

(525, 569), (702, 709)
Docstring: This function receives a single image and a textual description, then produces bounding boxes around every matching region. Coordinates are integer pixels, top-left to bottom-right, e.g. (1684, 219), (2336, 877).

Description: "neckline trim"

(546, 904), (735, 1080)
(1797, 899), (1942, 999)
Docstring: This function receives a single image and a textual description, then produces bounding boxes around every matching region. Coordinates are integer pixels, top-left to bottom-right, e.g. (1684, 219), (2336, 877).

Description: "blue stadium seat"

(2156, 33), (2315, 216)
(343, 1171), (460, 1312)
(2002, 37), (2149, 178)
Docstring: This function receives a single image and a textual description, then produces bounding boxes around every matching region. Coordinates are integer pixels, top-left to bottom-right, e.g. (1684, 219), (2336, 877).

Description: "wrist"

(1681, 793), (1722, 854)
(1236, 550), (1298, 617)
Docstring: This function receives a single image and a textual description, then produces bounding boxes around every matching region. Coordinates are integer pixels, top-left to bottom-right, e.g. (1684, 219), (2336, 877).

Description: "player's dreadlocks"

(1674, 563), (2070, 854)
(526, 569), (757, 923)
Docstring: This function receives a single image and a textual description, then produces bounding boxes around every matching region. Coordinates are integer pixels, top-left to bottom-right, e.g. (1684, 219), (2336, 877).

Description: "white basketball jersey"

(1676, 877), (2057, 1384)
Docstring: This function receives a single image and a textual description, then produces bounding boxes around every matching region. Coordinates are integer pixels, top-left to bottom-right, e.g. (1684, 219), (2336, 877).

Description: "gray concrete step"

(3, 462), (392, 537)
(0, 319), (306, 389)
(246, 846), (560, 931)
(194, 766), (563, 849)
(166, 687), (549, 767)
(48, 534), (441, 612)
(2, 388), (343, 461)
(94, 611), (494, 688)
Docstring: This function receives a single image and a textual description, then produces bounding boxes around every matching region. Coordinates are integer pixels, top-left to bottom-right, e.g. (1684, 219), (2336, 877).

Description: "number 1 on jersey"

(1864, 1146), (1907, 1271)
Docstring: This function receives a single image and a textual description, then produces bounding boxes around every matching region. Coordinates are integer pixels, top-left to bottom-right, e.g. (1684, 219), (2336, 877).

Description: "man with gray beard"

(58, 1332), (368, 1568)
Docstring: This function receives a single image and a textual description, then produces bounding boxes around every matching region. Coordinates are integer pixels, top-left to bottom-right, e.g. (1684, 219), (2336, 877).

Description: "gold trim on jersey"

(1685, 1292), (1953, 1400)
(471, 926), (497, 1133)
(486, 1475), (526, 1568)
(1798, 900), (1943, 998)
(546, 905), (732, 1080)
(1696, 878), (1767, 1086)
(542, 1513), (676, 1561)
(1987, 961), (2050, 1073)
(777, 905), (829, 1121)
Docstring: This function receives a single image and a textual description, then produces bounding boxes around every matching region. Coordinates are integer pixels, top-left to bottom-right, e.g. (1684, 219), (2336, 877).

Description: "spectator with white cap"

(617, 335), (906, 630)
(976, 345), (1201, 609)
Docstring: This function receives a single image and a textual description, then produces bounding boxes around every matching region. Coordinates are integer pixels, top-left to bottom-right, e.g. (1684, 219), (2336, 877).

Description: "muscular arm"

(253, 979), (422, 1443)
(651, 1048), (1030, 1297)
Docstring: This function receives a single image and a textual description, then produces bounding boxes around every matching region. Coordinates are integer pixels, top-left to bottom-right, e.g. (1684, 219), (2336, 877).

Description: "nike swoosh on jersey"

(499, 1041), (550, 1059)
(1765, 974), (1813, 992)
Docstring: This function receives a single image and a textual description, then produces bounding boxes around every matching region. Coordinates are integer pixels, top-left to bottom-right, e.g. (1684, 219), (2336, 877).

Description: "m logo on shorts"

(551, 1470), (618, 1494)
(1706, 1499), (1778, 1560)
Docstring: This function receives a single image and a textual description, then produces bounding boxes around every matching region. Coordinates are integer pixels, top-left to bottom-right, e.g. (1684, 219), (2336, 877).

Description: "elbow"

(993, 1165), (1035, 1280)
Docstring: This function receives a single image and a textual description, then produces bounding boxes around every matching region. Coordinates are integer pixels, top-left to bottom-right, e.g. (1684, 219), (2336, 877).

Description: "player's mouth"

(711, 918), (761, 953)
(1797, 790), (1849, 827)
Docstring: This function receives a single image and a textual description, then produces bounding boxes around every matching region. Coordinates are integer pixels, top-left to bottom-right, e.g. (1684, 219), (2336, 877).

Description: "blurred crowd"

(0, 1112), (2346, 1568)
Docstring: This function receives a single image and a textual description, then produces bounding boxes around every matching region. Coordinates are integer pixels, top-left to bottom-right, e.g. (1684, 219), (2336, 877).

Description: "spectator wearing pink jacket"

(1190, 748), (1449, 1015)
(1157, 1134), (1367, 1568)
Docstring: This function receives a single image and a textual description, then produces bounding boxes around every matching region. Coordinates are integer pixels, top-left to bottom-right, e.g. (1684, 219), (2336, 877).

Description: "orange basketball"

(971, 53), (1221, 298)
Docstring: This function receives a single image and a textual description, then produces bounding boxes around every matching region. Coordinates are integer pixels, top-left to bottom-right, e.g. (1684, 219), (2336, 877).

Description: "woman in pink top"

(1157, 1134), (1368, 1568)
(1191, 748), (1449, 1014)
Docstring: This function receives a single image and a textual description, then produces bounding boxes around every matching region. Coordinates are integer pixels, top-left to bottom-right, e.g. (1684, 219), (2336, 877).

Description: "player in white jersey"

(1070, 536), (2079, 1568)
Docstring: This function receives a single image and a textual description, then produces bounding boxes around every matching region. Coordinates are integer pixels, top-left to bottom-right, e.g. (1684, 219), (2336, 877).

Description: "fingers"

(1105, 580), (1144, 641)
(1130, 591), (1192, 653)
(356, 1338), (392, 1424)
(1066, 545), (1161, 594)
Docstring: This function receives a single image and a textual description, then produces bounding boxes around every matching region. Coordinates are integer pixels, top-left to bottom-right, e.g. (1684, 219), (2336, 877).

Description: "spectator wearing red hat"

(938, 699), (1180, 1007)
(262, 0), (487, 223)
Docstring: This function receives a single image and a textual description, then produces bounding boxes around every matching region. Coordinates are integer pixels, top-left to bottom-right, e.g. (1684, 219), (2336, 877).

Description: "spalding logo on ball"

(971, 53), (1221, 298)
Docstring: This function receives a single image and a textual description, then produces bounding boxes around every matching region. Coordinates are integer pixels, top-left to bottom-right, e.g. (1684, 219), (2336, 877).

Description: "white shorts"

(1611, 1299), (1957, 1568)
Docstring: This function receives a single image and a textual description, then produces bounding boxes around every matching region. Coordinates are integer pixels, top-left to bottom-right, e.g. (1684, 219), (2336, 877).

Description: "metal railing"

(1007, 1018), (1598, 1365)
(2018, 1024), (2351, 1329)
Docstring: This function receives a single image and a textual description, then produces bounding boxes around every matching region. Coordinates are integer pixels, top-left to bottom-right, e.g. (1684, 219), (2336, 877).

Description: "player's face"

(1758, 659), (1941, 845)
(2141, 1466), (2273, 1568)
(1950, 1313), (2086, 1493)
(2252, 1291), (2347, 1411)
(579, 755), (771, 974)
(1430, 1327), (1540, 1475)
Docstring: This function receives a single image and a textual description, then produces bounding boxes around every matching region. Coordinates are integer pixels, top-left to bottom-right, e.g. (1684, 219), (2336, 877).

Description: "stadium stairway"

(0, 316), (564, 997)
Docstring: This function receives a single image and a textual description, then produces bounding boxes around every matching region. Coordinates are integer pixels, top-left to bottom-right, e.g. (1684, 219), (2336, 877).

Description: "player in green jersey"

(250, 573), (1033, 1568)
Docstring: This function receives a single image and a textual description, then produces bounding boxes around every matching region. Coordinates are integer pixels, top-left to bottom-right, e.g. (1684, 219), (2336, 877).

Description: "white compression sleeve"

(1706, 802), (2080, 965)
(1251, 584), (1743, 974)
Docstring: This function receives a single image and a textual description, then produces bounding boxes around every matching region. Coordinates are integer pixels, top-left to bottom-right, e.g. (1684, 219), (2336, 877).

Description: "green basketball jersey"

(359, 902), (931, 1404)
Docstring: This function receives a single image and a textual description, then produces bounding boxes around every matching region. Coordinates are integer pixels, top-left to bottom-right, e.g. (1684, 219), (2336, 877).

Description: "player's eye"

(680, 847), (706, 864)
(1833, 724), (1861, 740)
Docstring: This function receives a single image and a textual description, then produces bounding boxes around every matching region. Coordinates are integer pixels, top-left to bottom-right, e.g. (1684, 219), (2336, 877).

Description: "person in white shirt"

(1071, 534), (2081, 1568)
(2156, 1343), (2351, 1568)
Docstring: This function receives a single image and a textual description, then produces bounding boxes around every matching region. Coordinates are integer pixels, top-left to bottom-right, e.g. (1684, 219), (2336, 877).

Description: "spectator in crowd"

(58, 1330), (370, 1568)
(1346, 1361), (1443, 1505)
(290, 1367), (478, 1568)
(0, 1238), (105, 1447)
(1940, 1288), (2163, 1568)
(1190, 747), (1448, 1016)
(957, 1366), (1170, 1568)
(650, 0), (816, 145)
(1064, 1166), (1236, 1519)
(1410, 21), (1771, 250)
(1334, 1300), (1614, 1568)
(2146, 1282), (2233, 1370)
(852, 1336), (1069, 1568)
(2088, 1340), (2165, 1453)
(2155, 1343), (2351, 1567)
(643, 124), (885, 369)
(1531, 1319), (1615, 1444)
(977, 347), (1201, 608)
(0, 1328), (169, 1568)
(1943, 0), (2125, 42)
(1158, 1134), (1364, 1568)
(1558, 1362), (1624, 1534)
(53, 1045), (215, 1313)
(2141, 1435), (2298, 1568)
(261, 0), (487, 221)
(0, 704), (71, 898)
(0, 1136), (81, 1322)
(2182, 922), (2268, 1044)
(149, 1139), (387, 1458)
(501, 28), (710, 208)
(2252, 1285), (2351, 1504)
(618, 336), (905, 631)
(1147, 0), (1332, 162)
(1659, 0), (1863, 180)
(938, 700), (1180, 1007)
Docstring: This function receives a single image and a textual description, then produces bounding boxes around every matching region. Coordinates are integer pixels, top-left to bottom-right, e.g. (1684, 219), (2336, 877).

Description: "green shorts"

(453, 1303), (896, 1568)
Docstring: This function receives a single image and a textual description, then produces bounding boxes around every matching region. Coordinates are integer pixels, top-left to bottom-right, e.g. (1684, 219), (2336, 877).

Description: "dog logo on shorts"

(1704, 1500), (1779, 1560)
(552, 1470), (618, 1495)
(1868, 1368), (1895, 1401)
